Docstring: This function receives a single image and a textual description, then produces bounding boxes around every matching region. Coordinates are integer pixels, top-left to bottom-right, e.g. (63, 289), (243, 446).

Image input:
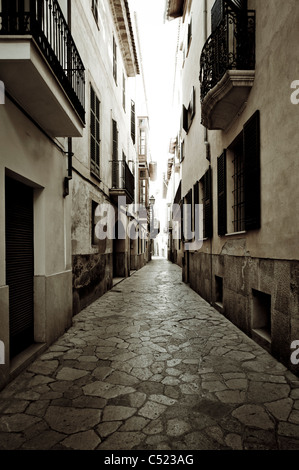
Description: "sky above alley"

(129, 0), (180, 200)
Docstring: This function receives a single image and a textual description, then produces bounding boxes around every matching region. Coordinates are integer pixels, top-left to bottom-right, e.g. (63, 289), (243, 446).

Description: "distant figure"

(0, 81), (4, 104)
(0, 341), (4, 365)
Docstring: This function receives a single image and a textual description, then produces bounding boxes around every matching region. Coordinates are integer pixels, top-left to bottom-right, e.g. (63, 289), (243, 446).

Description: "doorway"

(5, 176), (34, 359)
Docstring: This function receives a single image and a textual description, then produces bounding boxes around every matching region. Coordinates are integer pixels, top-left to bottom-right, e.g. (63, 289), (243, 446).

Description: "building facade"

(0, 0), (84, 389)
(70, 0), (144, 315)
(166, 0), (299, 372)
(0, 0), (150, 390)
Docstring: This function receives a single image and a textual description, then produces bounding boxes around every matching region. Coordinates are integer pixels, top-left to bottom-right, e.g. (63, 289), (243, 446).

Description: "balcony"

(200, 6), (255, 130)
(0, 0), (85, 137)
(110, 161), (135, 205)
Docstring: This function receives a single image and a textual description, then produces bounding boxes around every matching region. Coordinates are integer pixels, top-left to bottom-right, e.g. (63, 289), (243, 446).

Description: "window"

(92, 0), (99, 25)
(183, 189), (193, 242)
(139, 129), (146, 156)
(252, 289), (271, 344)
(113, 36), (117, 84)
(217, 151), (227, 236)
(188, 87), (196, 129)
(140, 179), (146, 206)
(123, 73), (126, 111)
(180, 140), (185, 162)
(131, 101), (136, 144)
(112, 119), (118, 161)
(187, 17), (192, 52)
(200, 167), (213, 239)
(211, 0), (248, 32)
(181, 87), (196, 134)
(91, 200), (98, 246)
(90, 85), (101, 177)
(232, 137), (245, 232)
(217, 110), (260, 235)
(112, 119), (119, 188)
(215, 276), (223, 305)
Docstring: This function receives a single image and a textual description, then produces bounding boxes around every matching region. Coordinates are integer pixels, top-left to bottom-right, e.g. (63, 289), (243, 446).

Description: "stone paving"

(1, 258), (299, 450)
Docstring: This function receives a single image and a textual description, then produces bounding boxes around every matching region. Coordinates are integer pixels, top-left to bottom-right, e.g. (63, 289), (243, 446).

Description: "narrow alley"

(0, 258), (299, 451)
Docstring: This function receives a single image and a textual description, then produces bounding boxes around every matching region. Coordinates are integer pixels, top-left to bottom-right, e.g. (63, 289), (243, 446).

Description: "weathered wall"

(176, 0), (299, 371)
(0, 97), (72, 390)
(188, 249), (299, 373)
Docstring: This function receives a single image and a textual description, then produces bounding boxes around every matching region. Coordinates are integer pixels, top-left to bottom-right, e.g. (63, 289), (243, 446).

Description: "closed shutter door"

(5, 177), (34, 358)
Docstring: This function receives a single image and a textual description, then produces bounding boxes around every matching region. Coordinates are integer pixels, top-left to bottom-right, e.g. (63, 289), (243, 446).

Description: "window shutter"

(204, 167), (213, 238)
(90, 86), (100, 176)
(217, 151), (227, 236)
(182, 105), (189, 134)
(243, 110), (261, 231)
(211, 0), (224, 32)
(112, 119), (118, 187)
(184, 189), (193, 242)
(131, 101), (136, 144)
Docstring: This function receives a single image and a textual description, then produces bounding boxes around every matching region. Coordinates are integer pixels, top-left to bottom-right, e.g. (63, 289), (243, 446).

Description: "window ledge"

(225, 231), (246, 237)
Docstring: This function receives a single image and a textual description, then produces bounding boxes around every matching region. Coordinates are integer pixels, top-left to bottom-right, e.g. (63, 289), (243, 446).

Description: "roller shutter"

(5, 177), (34, 358)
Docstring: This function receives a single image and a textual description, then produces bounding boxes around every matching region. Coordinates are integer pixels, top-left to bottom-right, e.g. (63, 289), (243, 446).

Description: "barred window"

(232, 137), (245, 232)
(90, 85), (100, 177)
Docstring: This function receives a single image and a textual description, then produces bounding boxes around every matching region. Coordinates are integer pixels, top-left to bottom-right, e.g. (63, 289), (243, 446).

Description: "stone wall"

(72, 253), (113, 316)
(187, 251), (299, 374)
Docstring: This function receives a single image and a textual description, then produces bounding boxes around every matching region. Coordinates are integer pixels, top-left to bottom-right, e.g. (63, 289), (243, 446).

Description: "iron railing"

(0, 0), (85, 122)
(112, 160), (135, 202)
(200, 7), (255, 101)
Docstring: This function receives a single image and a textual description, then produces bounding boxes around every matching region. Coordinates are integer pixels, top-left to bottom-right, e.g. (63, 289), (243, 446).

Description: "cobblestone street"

(1, 258), (299, 451)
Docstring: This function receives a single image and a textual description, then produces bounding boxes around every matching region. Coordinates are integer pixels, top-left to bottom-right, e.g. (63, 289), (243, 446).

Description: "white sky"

(129, 0), (180, 201)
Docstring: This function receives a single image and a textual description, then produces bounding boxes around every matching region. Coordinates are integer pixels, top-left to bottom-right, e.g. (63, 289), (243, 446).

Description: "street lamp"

(149, 195), (155, 207)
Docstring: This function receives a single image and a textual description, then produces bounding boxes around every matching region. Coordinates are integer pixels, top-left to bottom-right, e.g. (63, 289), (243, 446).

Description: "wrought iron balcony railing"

(0, 0), (85, 123)
(112, 160), (135, 203)
(200, 8), (255, 101)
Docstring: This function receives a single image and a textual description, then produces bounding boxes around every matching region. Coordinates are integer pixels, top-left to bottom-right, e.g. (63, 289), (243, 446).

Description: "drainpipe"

(63, 138), (73, 198)
(203, 0), (213, 304)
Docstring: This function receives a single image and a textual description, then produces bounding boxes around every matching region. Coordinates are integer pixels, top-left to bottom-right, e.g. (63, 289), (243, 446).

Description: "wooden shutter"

(131, 101), (136, 144)
(204, 167), (213, 238)
(113, 36), (117, 83)
(112, 119), (118, 187)
(90, 86), (100, 176)
(243, 110), (261, 231)
(182, 105), (189, 134)
(228, 0), (247, 12)
(193, 181), (199, 236)
(217, 151), (227, 236)
(184, 189), (193, 241)
(211, 0), (224, 32)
